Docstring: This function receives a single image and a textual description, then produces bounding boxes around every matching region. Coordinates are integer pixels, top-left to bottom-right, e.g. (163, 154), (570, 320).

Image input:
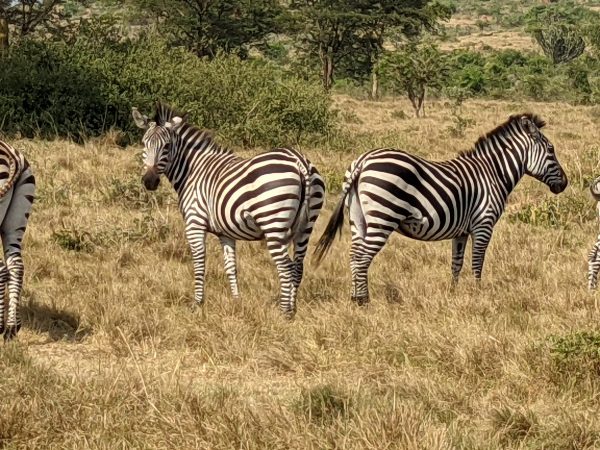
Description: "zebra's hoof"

(352, 295), (370, 306)
(281, 309), (296, 320)
(190, 301), (205, 314)
(3, 324), (20, 342)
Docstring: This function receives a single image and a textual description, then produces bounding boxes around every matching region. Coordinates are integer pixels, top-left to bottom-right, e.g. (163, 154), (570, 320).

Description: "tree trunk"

(371, 70), (379, 100)
(324, 50), (334, 91)
(0, 18), (9, 52)
(319, 45), (334, 91)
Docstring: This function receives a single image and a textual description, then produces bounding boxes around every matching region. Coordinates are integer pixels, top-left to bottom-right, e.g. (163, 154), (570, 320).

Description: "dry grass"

(2, 97), (600, 449)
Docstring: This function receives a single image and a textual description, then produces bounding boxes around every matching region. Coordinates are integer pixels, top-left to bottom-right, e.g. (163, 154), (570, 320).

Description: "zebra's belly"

(396, 216), (468, 242)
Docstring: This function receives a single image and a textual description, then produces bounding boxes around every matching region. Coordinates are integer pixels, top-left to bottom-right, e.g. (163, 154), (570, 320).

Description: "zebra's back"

(350, 148), (471, 241)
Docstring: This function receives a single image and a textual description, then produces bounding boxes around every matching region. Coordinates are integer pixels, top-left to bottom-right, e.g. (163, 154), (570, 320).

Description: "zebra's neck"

(165, 124), (236, 194)
(458, 131), (528, 197)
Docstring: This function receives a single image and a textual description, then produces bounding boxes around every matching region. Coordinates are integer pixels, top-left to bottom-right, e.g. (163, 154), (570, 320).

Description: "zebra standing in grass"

(314, 114), (568, 304)
(0, 141), (35, 340)
(587, 176), (600, 289)
(132, 103), (324, 318)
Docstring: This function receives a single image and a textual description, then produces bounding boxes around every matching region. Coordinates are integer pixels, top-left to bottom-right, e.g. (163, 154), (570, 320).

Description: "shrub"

(0, 29), (336, 147)
(508, 194), (595, 229)
(549, 331), (600, 378)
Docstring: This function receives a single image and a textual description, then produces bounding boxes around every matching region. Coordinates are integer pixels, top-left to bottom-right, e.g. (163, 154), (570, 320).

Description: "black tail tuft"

(312, 194), (346, 266)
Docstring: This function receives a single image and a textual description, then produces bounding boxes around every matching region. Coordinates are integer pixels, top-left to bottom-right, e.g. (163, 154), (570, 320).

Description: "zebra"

(587, 176), (600, 289)
(314, 114), (568, 304)
(132, 103), (324, 318)
(0, 140), (35, 341)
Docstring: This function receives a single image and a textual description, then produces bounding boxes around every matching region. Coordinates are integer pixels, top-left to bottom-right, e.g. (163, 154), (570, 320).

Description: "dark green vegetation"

(1, 0), (600, 139)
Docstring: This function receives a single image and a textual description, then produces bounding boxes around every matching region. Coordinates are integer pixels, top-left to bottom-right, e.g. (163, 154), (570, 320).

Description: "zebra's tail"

(312, 161), (361, 265)
(290, 157), (312, 241)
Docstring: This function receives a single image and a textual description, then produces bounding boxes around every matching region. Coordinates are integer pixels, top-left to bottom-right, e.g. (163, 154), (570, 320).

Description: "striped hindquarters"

(0, 141), (26, 199)
(207, 148), (323, 243)
(352, 148), (465, 241)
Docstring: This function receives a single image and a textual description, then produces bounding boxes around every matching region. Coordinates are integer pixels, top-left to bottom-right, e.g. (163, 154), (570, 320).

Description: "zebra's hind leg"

(588, 240), (600, 290)
(4, 254), (23, 341)
(0, 262), (8, 336)
(219, 236), (239, 299)
(266, 237), (296, 319)
(350, 227), (393, 306)
(292, 189), (324, 291)
(1, 170), (34, 341)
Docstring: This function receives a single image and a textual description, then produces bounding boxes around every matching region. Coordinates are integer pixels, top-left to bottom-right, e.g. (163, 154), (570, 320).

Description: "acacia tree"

(378, 42), (446, 117)
(289, 0), (451, 92)
(0, 0), (88, 49)
(125, 0), (285, 58)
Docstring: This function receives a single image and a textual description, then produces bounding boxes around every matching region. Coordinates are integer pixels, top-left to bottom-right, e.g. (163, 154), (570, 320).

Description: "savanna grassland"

(2, 97), (600, 449)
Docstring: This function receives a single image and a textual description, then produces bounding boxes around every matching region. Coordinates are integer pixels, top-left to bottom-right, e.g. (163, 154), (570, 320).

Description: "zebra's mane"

(459, 113), (546, 158)
(152, 102), (231, 154)
(151, 102), (188, 126)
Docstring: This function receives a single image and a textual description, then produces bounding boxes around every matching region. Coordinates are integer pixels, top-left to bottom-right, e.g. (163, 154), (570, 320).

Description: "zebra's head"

(520, 115), (568, 194)
(132, 107), (186, 191)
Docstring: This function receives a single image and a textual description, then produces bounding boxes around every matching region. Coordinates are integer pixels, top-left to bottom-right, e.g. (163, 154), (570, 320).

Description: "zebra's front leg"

(266, 238), (296, 319)
(588, 241), (600, 290)
(451, 235), (468, 285)
(185, 224), (207, 307)
(4, 253), (24, 341)
(471, 229), (493, 282)
(0, 262), (8, 336)
(219, 236), (239, 299)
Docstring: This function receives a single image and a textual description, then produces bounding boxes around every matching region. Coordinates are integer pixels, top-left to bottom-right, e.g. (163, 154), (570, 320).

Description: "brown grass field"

(2, 97), (600, 449)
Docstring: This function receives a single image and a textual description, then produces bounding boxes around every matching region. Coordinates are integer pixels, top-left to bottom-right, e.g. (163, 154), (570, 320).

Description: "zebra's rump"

(353, 149), (469, 241)
(205, 148), (322, 241)
(0, 141), (26, 199)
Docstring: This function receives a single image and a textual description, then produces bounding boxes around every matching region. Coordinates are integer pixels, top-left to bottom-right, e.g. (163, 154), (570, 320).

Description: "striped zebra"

(587, 176), (600, 289)
(0, 141), (35, 341)
(132, 103), (324, 317)
(314, 114), (568, 304)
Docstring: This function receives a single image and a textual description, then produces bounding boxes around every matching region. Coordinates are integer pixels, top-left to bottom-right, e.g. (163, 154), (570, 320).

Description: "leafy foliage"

(378, 42), (447, 117)
(0, 24), (335, 145)
(533, 24), (585, 65)
(524, 1), (599, 64)
(288, 0), (451, 91)
(0, 0), (88, 46)
(124, 0), (285, 58)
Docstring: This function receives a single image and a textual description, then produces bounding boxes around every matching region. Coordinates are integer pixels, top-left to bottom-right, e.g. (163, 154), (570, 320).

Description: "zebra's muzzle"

(550, 176), (568, 194)
(142, 168), (160, 191)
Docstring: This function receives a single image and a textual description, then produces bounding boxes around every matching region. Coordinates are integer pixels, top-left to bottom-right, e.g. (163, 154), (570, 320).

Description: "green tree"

(379, 42), (447, 117)
(0, 0), (88, 48)
(524, 1), (598, 64)
(289, 0), (451, 92)
(125, 0), (285, 58)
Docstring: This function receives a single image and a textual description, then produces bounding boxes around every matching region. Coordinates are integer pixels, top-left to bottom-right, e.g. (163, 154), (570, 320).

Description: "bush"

(549, 331), (600, 378)
(0, 30), (335, 147)
(508, 194), (595, 229)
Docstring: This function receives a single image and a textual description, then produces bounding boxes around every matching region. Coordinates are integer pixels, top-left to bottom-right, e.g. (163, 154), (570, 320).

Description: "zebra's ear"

(520, 115), (541, 138)
(165, 116), (185, 132)
(132, 107), (149, 129)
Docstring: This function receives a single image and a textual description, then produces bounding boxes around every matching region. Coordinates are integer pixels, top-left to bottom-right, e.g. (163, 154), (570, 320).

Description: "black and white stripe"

(588, 176), (600, 289)
(314, 114), (568, 304)
(132, 103), (324, 317)
(0, 140), (35, 341)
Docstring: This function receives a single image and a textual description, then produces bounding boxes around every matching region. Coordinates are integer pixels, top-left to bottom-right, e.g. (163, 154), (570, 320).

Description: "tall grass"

(2, 97), (600, 449)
